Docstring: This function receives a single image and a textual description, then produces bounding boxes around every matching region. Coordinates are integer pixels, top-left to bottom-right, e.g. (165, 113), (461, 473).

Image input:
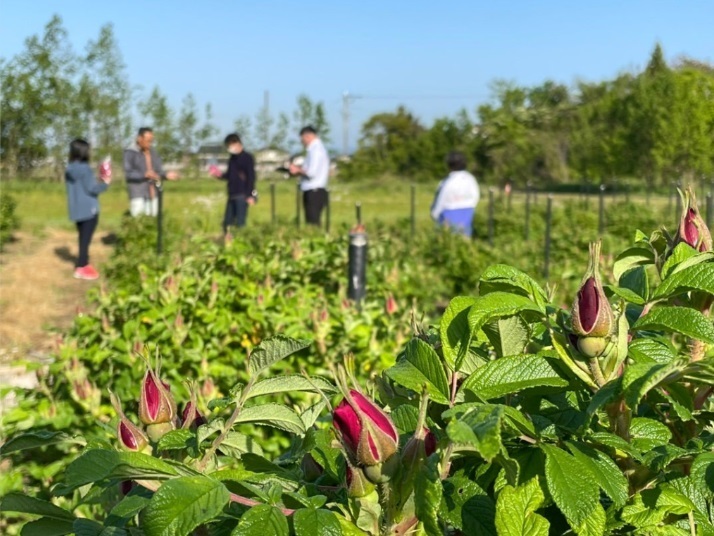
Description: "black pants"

(303, 188), (327, 226)
(223, 196), (248, 233)
(76, 215), (98, 268)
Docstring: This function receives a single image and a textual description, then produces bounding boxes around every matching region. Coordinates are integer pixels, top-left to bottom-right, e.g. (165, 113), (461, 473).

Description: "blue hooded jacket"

(65, 162), (108, 222)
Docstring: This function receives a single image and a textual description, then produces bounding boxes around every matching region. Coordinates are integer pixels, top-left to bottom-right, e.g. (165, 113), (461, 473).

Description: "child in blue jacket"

(65, 139), (111, 280)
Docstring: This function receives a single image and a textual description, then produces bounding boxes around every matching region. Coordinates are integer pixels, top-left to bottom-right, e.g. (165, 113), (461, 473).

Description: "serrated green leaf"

(655, 261), (714, 299)
(108, 491), (152, 520)
(73, 518), (127, 536)
(386, 338), (450, 404)
(391, 404), (419, 434)
(630, 417), (672, 452)
(220, 431), (264, 456)
(197, 419), (224, 445)
(293, 508), (341, 536)
(566, 441), (629, 508)
(300, 400), (327, 429)
(440, 476), (496, 535)
(20, 518), (74, 536)
(0, 493), (74, 521)
(660, 243), (699, 279)
(248, 336), (311, 378)
(461, 353), (568, 400)
(479, 264), (549, 310)
(629, 339), (677, 364)
(614, 246), (655, 281)
(156, 429), (194, 451)
(231, 504), (288, 536)
(690, 452), (714, 499)
(618, 266), (650, 303)
(415, 455), (442, 536)
(621, 358), (688, 409)
(440, 296), (478, 370)
(541, 444), (604, 535)
(0, 430), (85, 456)
(444, 404), (504, 462)
(494, 478), (549, 536)
(482, 315), (530, 358)
(653, 484), (696, 515)
(234, 404), (306, 435)
(247, 375), (336, 399)
(53, 449), (180, 496)
(142, 476), (230, 536)
(632, 306), (714, 344)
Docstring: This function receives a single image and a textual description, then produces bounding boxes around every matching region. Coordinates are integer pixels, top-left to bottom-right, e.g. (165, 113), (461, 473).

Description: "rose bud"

(110, 392), (149, 452)
(138, 366), (176, 427)
(571, 241), (614, 357)
(301, 453), (324, 482)
(333, 389), (398, 467)
(120, 480), (135, 496)
(676, 188), (712, 252)
(346, 464), (375, 498)
(385, 294), (398, 316)
(181, 401), (206, 430)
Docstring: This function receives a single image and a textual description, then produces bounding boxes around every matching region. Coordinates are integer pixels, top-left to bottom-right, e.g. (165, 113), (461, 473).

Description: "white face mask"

(228, 144), (242, 154)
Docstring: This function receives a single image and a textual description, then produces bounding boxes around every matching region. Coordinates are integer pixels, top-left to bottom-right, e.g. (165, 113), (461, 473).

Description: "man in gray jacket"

(123, 127), (178, 216)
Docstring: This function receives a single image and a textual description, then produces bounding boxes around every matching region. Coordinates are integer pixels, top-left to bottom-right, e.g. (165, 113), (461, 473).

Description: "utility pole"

(342, 91), (361, 156)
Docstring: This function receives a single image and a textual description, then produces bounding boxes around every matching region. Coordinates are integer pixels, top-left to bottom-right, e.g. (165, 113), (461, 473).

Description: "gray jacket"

(65, 162), (108, 222)
(123, 142), (166, 199)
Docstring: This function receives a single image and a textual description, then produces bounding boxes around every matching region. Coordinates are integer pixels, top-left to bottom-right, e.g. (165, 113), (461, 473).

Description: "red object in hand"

(208, 165), (221, 177)
(99, 157), (112, 181)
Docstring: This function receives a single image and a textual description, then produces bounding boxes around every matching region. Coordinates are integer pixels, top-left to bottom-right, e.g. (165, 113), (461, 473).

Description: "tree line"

(0, 15), (331, 180)
(342, 45), (714, 187)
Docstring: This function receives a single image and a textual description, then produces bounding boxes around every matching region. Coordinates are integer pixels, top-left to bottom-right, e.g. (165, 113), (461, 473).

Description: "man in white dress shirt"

(289, 125), (330, 225)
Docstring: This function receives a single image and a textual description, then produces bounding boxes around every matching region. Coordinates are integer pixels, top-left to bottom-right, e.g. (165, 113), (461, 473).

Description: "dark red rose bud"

(139, 365), (176, 426)
(677, 188), (712, 252)
(181, 401), (206, 430)
(120, 480), (135, 496)
(572, 241), (613, 339)
(385, 294), (398, 316)
(110, 392), (149, 452)
(333, 389), (398, 467)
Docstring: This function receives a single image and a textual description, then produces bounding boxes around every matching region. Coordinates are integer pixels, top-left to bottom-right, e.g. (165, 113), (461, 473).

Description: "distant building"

(195, 143), (291, 179)
(196, 143), (228, 171)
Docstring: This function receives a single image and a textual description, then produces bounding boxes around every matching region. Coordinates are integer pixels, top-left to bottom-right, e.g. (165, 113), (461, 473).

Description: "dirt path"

(0, 229), (113, 362)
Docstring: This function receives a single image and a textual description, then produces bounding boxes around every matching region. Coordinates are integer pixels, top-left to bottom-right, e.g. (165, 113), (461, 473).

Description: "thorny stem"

(196, 377), (256, 471)
(449, 369), (459, 408)
(135, 479), (296, 516)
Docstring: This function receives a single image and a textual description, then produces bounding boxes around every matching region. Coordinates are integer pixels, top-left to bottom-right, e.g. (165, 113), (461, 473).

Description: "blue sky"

(1, 1), (712, 151)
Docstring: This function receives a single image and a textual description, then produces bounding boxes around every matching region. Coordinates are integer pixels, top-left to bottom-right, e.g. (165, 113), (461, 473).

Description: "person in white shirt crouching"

(430, 151), (480, 237)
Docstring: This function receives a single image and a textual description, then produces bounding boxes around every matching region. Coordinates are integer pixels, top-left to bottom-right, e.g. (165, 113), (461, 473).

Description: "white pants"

(129, 197), (159, 217)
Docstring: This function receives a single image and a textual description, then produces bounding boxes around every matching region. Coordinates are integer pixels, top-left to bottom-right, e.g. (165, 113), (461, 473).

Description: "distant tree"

(292, 94), (331, 148)
(177, 93), (199, 155)
(138, 86), (179, 161)
(233, 114), (253, 149)
(254, 100), (274, 149)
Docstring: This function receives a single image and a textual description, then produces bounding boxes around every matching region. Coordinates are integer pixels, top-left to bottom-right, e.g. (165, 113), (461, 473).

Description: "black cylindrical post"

(544, 195), (553, 279)
(270, 183), (276, 225)
(525, 183), (531, 241)
(348, 227), (368, 308)
(356, 202), (362, 226)
(325, 189), (331, 233)
(598, 184), (606, 235)
(295, 182), (301, 229)
(488, 188), (495, 246)
(156, 183), (164, 255)
(410, 184), (416, 237)
(706, 193), (713, 230)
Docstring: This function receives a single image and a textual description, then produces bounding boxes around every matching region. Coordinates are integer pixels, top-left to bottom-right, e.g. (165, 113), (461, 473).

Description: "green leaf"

(73, 519), (128, 535)
(232, 504), (288, 536)
(157, 429), (194, 451)
(54, 449), (180, 496)
(247, 375), (336, 399)
(461, 353), (568, 400)
(20, 518), (74, 536)
(0, 430), (85, 456)
(614, 246), (655, 281)
(300, 400), (327, 429)
(616, 265), (650, 303)
(220, 431), (264, 457)
(390, 404), (419, 434)
(465, 293), (543, 370)
(541, 444), (605, 536)
(632, 306), (714, 344)
(655, 484), (696, 515)
(440, 476), (496, 535)
(479, 264), (549, 310)
(549, 330), (599, 390)
(415, 455), (443, 536)
(142, 476), (230, 536)
(444, 404), (504, 462)
(629, 339), (677, 364)
(690, 452), (714, 499)
(109, 492), (152, 520)
(482, 315), (531, 358)
(566, 441), (629, 508)
(234, 404), (306, 435)
(440, 296), (478, 369)
(494, 478), (549, 536)
(660, 242), (699, 279)
(292, 508), (341, 536)
(629, 417), (672, 451)
(248, 336), (311, 378)
(0, 494), (74, 521)
(386, 338), (450, 404)
(621, 358), (688, 409)
(654, 261), (714, 299)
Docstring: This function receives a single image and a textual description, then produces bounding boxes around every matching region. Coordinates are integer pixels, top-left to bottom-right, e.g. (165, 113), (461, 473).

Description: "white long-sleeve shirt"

(431, 170), (480, 221)
(300, 138), (330, 191)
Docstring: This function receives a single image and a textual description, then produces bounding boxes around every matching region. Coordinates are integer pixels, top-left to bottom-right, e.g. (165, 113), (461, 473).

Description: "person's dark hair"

(446, 151), (467, 171)
(224, 133), (242, 146)
(69, 138), (90, 163)
(137, 127), (153, 137)
(299, 125), (317, 136)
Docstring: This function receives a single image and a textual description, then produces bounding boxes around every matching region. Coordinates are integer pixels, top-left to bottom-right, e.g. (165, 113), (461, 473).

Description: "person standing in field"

(208, 133), (257, 243)
(430, 151), (480, 237)
(289, 125), (329, 226)
(65, 138), (112, 280)
(123, 127), (178, 217)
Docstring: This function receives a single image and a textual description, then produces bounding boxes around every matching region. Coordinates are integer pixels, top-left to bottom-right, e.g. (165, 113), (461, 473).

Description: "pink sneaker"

(74, 265), (99, 280)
